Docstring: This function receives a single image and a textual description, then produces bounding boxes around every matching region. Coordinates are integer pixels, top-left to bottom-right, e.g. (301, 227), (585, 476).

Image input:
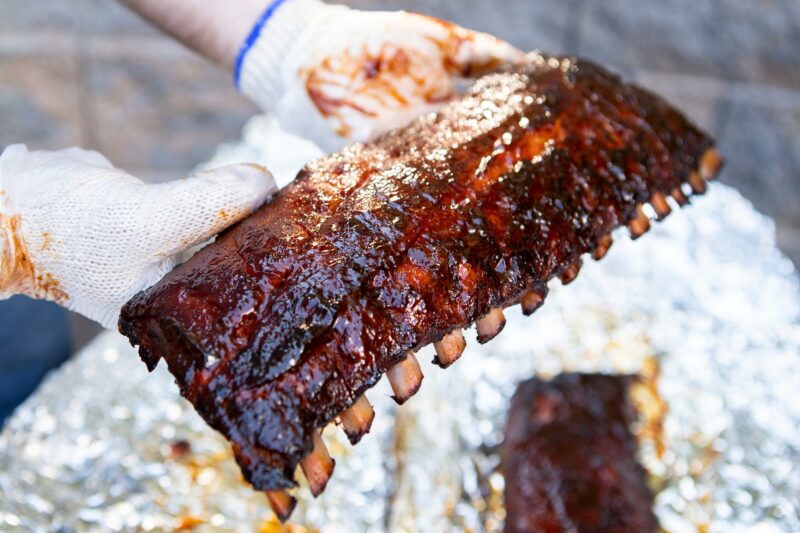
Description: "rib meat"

(503, 373), (657, 533)
(119, 53), (719, 507)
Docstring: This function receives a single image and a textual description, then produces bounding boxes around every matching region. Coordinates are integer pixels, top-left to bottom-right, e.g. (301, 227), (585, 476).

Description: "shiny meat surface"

(119, 54), (714, 492)
(503, 374), (656, 533)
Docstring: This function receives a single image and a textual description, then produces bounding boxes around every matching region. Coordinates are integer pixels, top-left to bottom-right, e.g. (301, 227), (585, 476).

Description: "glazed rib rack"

(503, 373), (657, 532)
(119, 53), (721, 520)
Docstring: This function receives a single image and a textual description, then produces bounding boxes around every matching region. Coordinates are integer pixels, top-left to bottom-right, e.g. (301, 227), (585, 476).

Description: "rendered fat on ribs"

(503, 373), (657, 533)
(119, 53), (720, 516)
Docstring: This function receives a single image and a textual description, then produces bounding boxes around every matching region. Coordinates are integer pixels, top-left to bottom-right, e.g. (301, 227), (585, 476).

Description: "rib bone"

(688, 171), (707, 194)
(700, 148), (722, 180)
(592, 234), (613, 260)
(521, 290), (545, 316)
(300, 430), (335, 497)
(628, 205), (651, 239)
(670, 186), (689, 206)
(387, 351), (423, 404)
(338, 395), (374, 444)
(266, 490), (297, 523)
(476, 307), (506, 343)
(560, 260), (582, 285)
(433, 329), (467, 368)
(650, 192), (672, 220)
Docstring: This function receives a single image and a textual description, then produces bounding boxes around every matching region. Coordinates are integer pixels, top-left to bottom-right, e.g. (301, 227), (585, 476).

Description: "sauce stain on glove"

(0, 213), (68, 304)
(301, 14), (523, 141)
(238, 0), (523, 150)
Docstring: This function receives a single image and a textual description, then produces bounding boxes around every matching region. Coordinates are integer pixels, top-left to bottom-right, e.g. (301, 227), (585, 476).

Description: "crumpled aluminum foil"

(1, 117), (799, 532)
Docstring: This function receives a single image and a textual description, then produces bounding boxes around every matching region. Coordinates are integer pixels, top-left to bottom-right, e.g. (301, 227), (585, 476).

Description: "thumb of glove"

(133, 163), (277, 294)
(0, 145), (277, 329)
(97, 162), (276, 328)
(102, 163), (277, 328)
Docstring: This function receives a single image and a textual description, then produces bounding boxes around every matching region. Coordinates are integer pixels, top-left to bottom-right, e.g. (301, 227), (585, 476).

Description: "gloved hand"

(0, 144), (276, 328)
(236, 0), (524, 151)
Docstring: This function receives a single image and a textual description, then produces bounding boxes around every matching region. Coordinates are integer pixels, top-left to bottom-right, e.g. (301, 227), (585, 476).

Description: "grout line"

(84, 33), (205, 60)
(711, 82), (737, 152)
(562, 0), (588, 54)
(0, 31), (77, 55)
(75, 35), (98, 151)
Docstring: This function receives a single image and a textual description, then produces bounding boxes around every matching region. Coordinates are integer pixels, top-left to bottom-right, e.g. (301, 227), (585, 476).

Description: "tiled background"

(0, 0), (798, 353)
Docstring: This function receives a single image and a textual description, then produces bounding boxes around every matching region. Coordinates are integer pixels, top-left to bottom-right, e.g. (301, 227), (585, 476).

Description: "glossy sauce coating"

(503, 373), (657, 533)
(119, 54), (714, 491)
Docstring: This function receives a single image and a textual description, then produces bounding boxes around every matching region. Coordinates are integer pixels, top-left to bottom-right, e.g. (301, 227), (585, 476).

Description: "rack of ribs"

(503, 373), (657, 533)
(118, 53), (720, 520)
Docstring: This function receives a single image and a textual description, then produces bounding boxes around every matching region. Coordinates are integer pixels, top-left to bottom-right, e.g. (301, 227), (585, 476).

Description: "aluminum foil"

(1, 117), (799, 532)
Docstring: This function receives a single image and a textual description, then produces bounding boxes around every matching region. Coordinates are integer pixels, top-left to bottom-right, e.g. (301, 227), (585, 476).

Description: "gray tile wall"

(0, 0), (258, 182)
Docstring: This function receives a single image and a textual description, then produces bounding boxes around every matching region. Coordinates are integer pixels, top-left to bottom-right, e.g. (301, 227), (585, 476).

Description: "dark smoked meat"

(119, 54), (719, 499)
(502, 374), (657, 533)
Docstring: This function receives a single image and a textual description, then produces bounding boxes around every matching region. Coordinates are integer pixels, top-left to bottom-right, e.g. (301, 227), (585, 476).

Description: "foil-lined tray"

(1, 117), (799, 532)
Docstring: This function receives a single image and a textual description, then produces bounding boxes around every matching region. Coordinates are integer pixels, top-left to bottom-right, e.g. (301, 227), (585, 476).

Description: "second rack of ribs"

(119, 54), (717, 496)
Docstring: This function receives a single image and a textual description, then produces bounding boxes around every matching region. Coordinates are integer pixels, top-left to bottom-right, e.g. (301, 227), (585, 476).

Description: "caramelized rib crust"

(119, 54), (714, 491)
(503, 374), (657, 533)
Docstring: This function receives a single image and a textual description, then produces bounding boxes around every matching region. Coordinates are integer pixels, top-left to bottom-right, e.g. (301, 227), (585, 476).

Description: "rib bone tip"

(559, 260), (582, 285)
(476, 307), (506, 343)
(339, 395), (375, 444)
(670, 186), (689, 206)
(300, 430), (335, 498)
(650, 192), (672, 220)
(688, 170), (708, 195)
(628, 205), (651, 240)
(521, 290), (545, 316)
(700, 148), (722, 181)
(433, 329), (467, 368)
(266, 490), (297, 523)
(387, 351), (424, 405)
(592, 234), (613, 261)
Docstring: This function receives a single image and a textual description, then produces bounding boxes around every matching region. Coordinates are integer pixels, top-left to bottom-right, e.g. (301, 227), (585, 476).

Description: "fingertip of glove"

(230, 162), (274, 185)
(0, 144), (114, 176)
(0, 144), (30, 175)
(1, 143), (29, 157)
(206, 162), (278, 200)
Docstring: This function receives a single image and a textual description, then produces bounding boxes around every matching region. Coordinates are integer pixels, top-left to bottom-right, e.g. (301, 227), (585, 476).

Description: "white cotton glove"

(0, 144), (277, 328)
(236, 0), (524, 152)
